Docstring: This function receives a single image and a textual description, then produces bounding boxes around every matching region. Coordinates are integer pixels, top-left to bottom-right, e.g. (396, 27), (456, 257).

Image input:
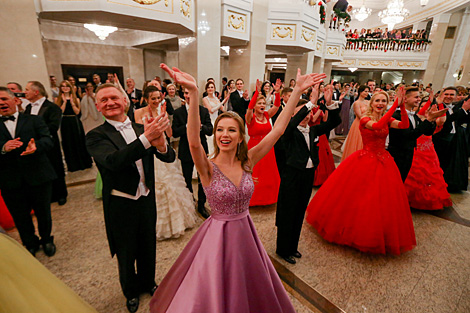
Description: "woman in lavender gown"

(149, 64), (326, 313)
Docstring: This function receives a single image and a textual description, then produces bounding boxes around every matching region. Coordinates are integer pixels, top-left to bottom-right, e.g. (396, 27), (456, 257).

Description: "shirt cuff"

(139, 134), (152, 149)
(156, 144), (168, 154)
(305, 101), (315, 111)
(462, 108), (469, 115)
(326, 101), (340, 110)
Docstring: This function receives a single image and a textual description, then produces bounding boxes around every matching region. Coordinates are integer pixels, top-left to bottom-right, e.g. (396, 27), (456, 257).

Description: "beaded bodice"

(358, 119), (391, 162)
(417, 135), (433, 152)
(203, 163), (254, 216)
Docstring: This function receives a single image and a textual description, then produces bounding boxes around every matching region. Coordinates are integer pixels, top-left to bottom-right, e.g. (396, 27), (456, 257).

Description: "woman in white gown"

(202, 81), (229, 155)
(135, 86), (198, 240)
(80, 82), (102, 134)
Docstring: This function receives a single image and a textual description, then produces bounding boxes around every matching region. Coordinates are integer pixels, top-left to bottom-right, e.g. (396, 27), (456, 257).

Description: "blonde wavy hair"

(364, 91), (390, 120)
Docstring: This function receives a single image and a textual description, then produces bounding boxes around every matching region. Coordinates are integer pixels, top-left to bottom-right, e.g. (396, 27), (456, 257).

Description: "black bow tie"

(1, 115), (15, 122)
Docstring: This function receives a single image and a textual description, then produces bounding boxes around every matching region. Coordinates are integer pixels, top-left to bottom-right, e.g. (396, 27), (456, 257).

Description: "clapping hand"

(396, 86), (405, 105)
(324, 83), (333, 105)
(20, 138), (36, 156)
(144, 110), (169, 149)
(310, 83), (320, 105)
(160, 63), (197, 92)
(426, 104), (448, 122)
(436, 89), (445, 104)
(242, 89), (249, 100)
(255, 79), (262, 92)
(294, 69), (326, 91)
(3, 138), (23, 153)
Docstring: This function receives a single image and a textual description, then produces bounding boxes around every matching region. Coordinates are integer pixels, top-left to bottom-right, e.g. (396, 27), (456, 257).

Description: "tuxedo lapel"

(38, 101), (50, 116)
(102, 122), (128, 149)
(24, 104), (32, 115)
(15, 113), (26, 137)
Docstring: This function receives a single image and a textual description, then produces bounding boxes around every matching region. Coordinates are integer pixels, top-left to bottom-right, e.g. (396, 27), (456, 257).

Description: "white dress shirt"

(298, 101), (317, 169)
(106, 117), (151, 200)
(2, 111), (19, 139)
(29, 97), (46, 115)
(405, 109), (416, 129)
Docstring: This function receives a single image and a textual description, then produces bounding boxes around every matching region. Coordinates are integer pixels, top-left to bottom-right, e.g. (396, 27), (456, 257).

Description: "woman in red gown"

(404, 93), (452, 210)
(246, 79), (282, 206)
(308, 85), (336, 186)
(0, 190), (15, 230)
(306, 90), (417, 255)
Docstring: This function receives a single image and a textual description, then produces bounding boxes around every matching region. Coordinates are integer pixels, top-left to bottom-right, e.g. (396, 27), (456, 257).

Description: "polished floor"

(5, 139), (470, 313)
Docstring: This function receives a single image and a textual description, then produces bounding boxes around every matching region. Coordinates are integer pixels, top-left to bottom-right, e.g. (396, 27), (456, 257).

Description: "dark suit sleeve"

(392, 111), (435, 140)
(200, 107), (213, 136)
(284, 106), (310, 138)
(31, 116), (54, 155)
(165, 99), (174, 115)
(86, 129), (149, 171)
(312, 108), (342, 137)
(172, 109), (186, 138)
(45, 103), (62, 134)
(153, 144), (176, 163)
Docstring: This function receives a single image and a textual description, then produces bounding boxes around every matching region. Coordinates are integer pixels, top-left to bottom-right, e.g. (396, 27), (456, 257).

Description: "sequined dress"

(150, 162), (296, 313)
(306, 118), (416, 255)
(404, 135), (452, 210)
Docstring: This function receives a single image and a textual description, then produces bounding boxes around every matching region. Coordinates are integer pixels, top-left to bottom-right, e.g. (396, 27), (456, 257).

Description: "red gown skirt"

(313, 134), (336, 186)
(404, 136), (452, 210)
(0, 190), (15, 230)
(247, 113), (280, 206)
(306, 148), (416, 255)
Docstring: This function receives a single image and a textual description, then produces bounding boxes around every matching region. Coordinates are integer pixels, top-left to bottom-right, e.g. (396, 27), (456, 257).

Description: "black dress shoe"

(276, 253), (296, 264)
(43, 238), (56, 257)
(197, 205), (210, 219)
(58, 198), (67, 206)
(126, 298), (139, 313)
(293, 251), (302, 258)
(27, 246), (39, 257)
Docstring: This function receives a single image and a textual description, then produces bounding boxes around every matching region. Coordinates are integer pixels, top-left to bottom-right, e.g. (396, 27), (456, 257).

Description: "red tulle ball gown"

(306, 118), (416, 255)
(311, 107), (336, 186)
(149, 162), (295, 313)
(404, 135), (452, 210)
(0, 190), (14, 230)
(247, 111), (280, 206)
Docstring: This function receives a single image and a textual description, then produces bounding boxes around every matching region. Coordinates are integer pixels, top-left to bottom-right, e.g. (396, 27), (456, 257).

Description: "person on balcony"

(330, 0), (351, 29)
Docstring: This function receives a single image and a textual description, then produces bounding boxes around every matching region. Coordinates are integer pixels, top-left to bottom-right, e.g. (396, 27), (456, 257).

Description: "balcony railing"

(346, 38), (431, 52)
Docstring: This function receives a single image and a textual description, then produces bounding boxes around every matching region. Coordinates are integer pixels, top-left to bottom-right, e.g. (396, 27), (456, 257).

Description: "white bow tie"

(297, 125), (310, 134)
(115, 120), (132, 131)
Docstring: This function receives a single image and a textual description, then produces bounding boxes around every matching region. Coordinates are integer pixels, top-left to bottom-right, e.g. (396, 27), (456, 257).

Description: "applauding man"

(0, 87), (57, 257)
(86, 83), (175, 313)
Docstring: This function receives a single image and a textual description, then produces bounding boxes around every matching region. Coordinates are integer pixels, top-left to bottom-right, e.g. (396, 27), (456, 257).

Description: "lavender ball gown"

(150, 162), (295, 313)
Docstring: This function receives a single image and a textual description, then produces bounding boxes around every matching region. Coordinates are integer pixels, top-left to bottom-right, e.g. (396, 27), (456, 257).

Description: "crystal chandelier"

(378, 0), (409, 30)
(84, 24), (118, 40)
(352, 1), (371, 22)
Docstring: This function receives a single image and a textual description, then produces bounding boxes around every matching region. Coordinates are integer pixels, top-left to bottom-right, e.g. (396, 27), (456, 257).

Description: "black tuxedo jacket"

(388, 110), (435, 155)
(0, 113), (56, 190)
(172, 105), (213, 162)
(282, 106), (341, 170)
(86, 121), (175, 255)
(24, 99), (65, 177)
(229, 90), (250, 121)
(433, 101), (470, 144)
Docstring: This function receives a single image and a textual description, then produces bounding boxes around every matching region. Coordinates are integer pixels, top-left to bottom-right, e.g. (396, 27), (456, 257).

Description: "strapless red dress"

(0, 190), (15, 230)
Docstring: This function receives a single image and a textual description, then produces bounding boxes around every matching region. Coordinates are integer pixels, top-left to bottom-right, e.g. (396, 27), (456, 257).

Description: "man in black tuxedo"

(272, 87), (293, 176)
(432, 87), (470, 191)
(24, 81), (68, 205)
(365, 79), (376, 100)
(126, 78), (143, 122)
(388, 87), (438, 181)
(229, 78), (250, 121)
(0, 87), (57, 257)
(172, 88), (213, 218)
(86, 83), (175, 313)
(276, 97), (341, 264)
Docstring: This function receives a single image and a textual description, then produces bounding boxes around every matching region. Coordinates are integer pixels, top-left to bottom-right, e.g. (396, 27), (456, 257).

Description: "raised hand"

(20, 138), (36, 156)
(3, 138), (23, 152)
(294, 68), (326, 91)
(242, 89), (249, 100)
(324, 84), (333, 105)
(310, 83), (320, 104)
(436, 89), (445, 104)
(426, 104), (448, 121)
(311, 108), (322, 123)
(272, 78), (282, 93)
(428, 89), (434, 103)
(396, 86), (405, 105)
(160, 63), (197, 91)
(255, 79), (262, 92)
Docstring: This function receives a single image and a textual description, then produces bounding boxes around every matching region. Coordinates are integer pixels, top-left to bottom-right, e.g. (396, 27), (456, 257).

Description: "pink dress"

(149, 162), (295, 313)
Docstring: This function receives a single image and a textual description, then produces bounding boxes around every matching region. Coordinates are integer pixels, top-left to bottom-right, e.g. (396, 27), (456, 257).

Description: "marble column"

(422, 13), (451, 88)
(285, 52), (315, 81)
(312, 56), (324, 75)
(229, 0), (268, 91)
(127, 48), (145, 89)
(0, 0), (49, 88)
(323, 60), (334, 83)
(443, 7), (470, 87)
